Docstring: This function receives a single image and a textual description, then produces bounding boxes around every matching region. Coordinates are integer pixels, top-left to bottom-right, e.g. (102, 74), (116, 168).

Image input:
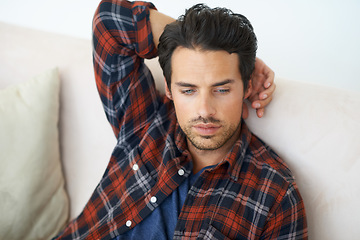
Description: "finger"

(259, 82), (276, 100)
(252, 95), (272, 109)
(242, 102), (249, 119)
(256, 108), (264, 118)
(264, 74), (274, 89)
(263, 69), (275, 89)
(260, 60), (275, 88)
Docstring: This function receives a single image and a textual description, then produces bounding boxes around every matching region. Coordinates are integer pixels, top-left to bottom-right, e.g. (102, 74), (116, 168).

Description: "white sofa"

(0, 22), (359, 240)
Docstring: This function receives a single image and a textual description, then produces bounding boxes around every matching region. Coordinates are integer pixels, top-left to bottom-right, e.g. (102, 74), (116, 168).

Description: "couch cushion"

(0, 68), (69, 240)
(245, 78), (360, 239)
(0, 21), (115, 220)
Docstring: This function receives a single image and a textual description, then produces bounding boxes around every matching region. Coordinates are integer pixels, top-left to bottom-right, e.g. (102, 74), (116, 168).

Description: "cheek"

(220, 97), (244, 120)
(224, 105), (242, 119)
(173, 98), (192, 123)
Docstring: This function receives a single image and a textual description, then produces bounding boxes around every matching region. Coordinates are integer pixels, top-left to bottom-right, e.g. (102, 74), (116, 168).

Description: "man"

(55, 0), (307, 239)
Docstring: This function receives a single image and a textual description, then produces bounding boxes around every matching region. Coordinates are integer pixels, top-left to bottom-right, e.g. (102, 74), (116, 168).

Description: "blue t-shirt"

(115, 166), (211, 239)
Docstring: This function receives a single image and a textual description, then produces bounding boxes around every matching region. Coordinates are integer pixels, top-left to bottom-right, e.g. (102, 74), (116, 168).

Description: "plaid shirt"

(55, 0), (307, 239)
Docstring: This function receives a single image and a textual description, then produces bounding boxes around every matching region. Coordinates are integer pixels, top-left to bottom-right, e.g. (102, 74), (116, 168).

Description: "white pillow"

(0, 68), (69, 239)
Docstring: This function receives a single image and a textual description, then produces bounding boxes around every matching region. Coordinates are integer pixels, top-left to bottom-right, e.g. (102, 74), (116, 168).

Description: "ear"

(244, 80), (252, 99)
(165, 78), (173, 100)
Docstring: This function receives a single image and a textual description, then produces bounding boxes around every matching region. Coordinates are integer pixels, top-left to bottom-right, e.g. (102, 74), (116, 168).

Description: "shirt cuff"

(131, 1), (158, 59)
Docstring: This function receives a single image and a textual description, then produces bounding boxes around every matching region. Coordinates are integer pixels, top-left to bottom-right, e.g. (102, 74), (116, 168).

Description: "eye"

(181, 89), (196, 95)
(215, 88), (230, 94)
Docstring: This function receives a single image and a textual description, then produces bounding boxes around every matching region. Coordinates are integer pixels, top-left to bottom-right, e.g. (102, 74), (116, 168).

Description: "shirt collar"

(175, 122), (188, 154)
(223, 120), (252, 181)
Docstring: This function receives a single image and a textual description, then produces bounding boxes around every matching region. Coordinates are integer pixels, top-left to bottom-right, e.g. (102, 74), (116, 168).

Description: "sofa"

(0, 21), (359, 240)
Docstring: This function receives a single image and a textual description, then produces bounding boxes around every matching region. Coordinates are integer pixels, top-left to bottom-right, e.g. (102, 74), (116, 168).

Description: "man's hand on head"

(242, 58), (276, 119)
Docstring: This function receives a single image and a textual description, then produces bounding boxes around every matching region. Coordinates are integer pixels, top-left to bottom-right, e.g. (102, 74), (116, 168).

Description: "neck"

(188, 145), (229, 174)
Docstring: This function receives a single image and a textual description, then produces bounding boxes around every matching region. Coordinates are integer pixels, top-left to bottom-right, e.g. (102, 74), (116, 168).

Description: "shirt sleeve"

(92, 0), (159, 139)
(261, 182), (308, 239)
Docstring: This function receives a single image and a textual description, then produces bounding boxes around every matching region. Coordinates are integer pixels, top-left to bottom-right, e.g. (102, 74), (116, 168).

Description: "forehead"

(171, 47), (242, 85)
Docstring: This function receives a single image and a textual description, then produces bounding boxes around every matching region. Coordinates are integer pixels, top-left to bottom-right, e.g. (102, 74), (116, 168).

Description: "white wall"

(1, 0), (359, 92)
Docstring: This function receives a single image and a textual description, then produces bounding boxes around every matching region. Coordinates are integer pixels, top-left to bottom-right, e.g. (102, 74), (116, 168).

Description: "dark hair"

(158, 4), (257, 92)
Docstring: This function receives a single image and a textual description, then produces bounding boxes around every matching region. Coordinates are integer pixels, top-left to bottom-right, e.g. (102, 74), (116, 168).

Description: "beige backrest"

(1, 21), (360, 240)
(0, 22), (115, 220)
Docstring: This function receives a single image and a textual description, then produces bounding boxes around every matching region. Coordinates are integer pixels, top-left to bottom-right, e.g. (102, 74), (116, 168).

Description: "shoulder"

(234, 132), (305, 216)
(241, 133), (296, 191)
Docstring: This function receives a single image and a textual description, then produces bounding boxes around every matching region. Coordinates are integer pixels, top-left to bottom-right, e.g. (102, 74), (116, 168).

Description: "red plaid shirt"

(55, 0), (307, 239)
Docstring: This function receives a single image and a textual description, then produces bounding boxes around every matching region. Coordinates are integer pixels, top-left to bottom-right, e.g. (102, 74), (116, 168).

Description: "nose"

(196, 93), (216, 118)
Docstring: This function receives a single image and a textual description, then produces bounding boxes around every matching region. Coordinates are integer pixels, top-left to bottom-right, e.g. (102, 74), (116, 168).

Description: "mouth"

(193, 123), (221, 136)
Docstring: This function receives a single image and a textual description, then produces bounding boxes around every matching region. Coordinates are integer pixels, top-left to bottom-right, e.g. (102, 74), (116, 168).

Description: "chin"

(189, 137), (225, 151)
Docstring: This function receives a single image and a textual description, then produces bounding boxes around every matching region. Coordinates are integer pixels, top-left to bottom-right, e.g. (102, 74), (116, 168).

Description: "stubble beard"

(182, 117), (242, 151)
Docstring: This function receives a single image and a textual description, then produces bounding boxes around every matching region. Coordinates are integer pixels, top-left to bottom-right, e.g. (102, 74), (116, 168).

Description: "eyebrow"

(211, 79), (235, 87)
(174, 79), (235, 88)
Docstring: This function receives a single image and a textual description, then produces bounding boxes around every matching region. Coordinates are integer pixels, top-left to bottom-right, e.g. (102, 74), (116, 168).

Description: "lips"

(193, 123), (221, 136)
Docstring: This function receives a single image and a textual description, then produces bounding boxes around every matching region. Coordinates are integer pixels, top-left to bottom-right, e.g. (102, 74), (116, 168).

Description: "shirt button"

(132, 164), (139, 171)
(150, 196), (157, 203)
(126, 220), (132, 227)
(178, 169), (185, 176)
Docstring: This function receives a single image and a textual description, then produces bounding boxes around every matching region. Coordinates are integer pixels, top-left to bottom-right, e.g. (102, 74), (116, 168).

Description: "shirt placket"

(119, 154), (192, 234)
(173, 166), (230, 239)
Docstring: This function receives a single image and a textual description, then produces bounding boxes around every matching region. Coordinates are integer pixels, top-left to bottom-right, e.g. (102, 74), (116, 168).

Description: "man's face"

(167, 47), (250, 151)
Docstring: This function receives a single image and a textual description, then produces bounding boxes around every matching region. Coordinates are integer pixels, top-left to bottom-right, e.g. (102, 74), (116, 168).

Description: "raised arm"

(92, 0), (159, 139)
(149, 9), (175, 48)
